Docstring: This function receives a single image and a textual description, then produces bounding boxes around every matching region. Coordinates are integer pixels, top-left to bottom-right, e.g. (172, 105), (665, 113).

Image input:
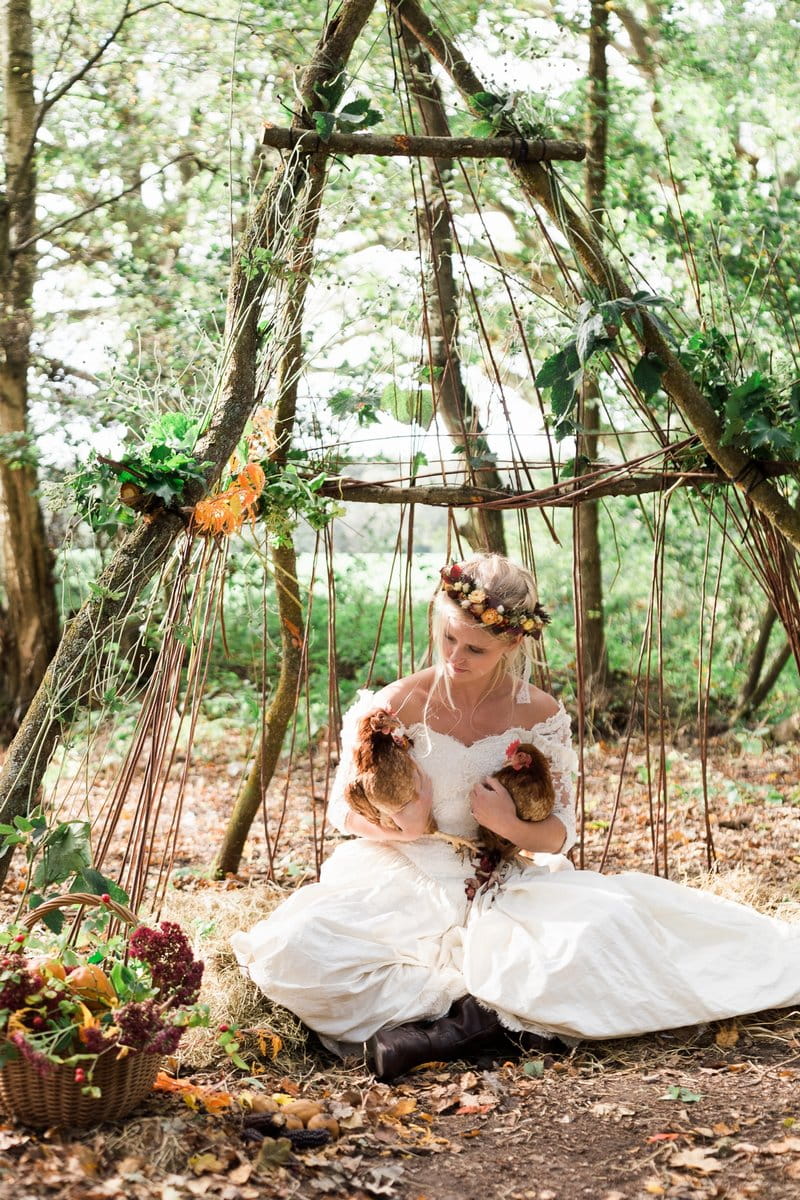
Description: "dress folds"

(231, 691), (800, 1048)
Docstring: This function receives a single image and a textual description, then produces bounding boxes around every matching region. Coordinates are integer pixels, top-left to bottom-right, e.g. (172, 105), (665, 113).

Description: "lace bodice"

(327, 688), (577, 853)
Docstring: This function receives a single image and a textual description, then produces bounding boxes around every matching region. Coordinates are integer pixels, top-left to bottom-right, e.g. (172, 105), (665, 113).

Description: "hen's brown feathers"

(344, 708), (436, 833)
(478, 741), (555, 860)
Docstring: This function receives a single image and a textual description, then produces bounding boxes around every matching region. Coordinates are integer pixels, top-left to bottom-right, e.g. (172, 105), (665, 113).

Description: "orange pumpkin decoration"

(28, 956), (67, 982)
(67, 963), (117, 1009)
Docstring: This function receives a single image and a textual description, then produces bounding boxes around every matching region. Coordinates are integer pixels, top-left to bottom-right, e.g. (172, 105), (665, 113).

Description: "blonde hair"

(428, 553), (540, 712)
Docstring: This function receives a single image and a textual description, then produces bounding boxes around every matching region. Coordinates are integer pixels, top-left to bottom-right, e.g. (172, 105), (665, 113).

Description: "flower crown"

(439, 564), (551, 639)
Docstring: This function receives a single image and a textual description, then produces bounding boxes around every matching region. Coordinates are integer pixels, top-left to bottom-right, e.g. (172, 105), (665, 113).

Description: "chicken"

(344, 708), (437, 834)
(477, 738), (555, 861)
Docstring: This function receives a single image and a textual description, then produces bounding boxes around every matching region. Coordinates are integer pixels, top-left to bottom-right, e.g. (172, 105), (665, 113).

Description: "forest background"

(2, 4), (800, 1196)
(1, 0), (800, 886)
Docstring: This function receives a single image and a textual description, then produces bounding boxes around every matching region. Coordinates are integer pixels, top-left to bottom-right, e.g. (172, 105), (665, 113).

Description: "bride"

(232, 553), (800, 1080)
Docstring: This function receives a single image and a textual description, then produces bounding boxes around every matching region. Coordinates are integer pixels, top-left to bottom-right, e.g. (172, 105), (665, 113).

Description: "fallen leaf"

(643, 1182), (665, 1195)
(255, 1029), (283, 1059)
(255, 1137), (292, 1170)
(591, 1102), (635, 1119)
(714, 1022), (739, 1049)
(670, 1148), (723, 1174)
(660, 1086), (702, 1103)
(387, 1097), (417, 1118)
(188, 1152), (226, 1175)
(765, 1137), (800, 1154)
(646, 1133), (682, 1143)
(228, 1162), (253, 1185)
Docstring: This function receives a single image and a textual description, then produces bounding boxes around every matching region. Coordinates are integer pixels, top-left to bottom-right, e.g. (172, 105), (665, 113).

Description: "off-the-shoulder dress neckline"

(403, 702), (568, 750)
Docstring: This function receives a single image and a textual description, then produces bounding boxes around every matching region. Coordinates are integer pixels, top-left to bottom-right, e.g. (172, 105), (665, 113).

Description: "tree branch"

(13, 153), (200, 255)
(316, 462), (794, 510)
(260, 123), (586, 162)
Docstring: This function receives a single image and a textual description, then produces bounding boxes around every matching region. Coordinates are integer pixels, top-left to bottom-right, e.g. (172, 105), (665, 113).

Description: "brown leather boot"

(366, 995), (503, 1081)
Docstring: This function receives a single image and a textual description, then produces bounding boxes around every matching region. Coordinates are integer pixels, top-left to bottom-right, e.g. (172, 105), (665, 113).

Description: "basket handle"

(21, 891), (141, 932)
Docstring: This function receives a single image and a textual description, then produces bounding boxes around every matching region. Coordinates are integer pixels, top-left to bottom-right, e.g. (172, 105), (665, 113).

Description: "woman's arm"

(343, 770), (434, 842)
(469, 777), (568, 853)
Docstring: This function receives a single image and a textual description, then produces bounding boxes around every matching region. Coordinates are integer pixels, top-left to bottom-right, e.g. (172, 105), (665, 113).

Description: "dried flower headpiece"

(439, 564), (551, 639)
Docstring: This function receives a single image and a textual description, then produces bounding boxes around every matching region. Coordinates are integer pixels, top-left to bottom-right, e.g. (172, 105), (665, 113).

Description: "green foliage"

(66, 410), (208, 531)
(535, 293), (671, 439)
(469, 89), (548, 139)
(258, 458), (345, 547)
(679, 330), (800, 461)
(0, 808), (126, 933)
(0, 432), (38, 469)
(310, 75), (382, 141)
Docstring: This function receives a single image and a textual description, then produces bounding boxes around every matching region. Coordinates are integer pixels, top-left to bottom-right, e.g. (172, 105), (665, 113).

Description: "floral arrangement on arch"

(0, 915), (218, 1097)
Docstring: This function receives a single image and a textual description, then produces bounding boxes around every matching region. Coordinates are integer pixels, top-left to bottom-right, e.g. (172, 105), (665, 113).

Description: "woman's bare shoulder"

(373, 668), (436, 725)
(513, 685), (562, 730)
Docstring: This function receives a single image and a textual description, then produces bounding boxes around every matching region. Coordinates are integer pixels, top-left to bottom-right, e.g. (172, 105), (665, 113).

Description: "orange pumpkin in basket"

(66, 963), (117, 1009)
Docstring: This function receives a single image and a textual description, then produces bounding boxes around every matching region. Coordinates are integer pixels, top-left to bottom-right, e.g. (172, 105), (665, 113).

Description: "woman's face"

(441, 612), (515, 685)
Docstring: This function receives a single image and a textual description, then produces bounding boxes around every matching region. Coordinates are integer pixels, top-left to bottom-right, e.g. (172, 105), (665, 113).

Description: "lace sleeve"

(528, 704), (578, 853)
(326, 689), (377, 834)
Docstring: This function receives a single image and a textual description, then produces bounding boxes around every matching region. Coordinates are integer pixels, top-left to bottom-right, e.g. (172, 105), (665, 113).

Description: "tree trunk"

(734, 603), (791, 720)
(0, 0), (60, 738)
(0, 0), (378, 884)
(575, 0), (610, 699)
(213, 540), (303, 877)
(398, 27), (505, 554)
(737, 603), (778, 715)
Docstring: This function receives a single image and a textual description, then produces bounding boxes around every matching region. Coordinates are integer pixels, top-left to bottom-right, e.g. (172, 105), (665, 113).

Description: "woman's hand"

(345, 767), (433, 842)
(469, 777), (517, 840)
(470, 776), (568, 853)
(392, 767), (434, 839)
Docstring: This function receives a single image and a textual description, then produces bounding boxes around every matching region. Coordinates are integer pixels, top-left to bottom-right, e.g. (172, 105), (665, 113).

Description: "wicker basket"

(0, 892), (162, 1128)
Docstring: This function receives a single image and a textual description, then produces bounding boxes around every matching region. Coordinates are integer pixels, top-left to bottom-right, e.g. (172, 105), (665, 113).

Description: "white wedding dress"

(232, 690), (800, 1049)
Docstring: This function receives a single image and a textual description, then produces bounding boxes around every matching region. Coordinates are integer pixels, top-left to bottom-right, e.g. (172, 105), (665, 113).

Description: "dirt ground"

(1, 729), (799, 1199)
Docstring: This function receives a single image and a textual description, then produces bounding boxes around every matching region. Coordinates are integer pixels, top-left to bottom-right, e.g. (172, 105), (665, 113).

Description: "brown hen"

(344, 708), (437, 834)
(477, 739), (555, 861)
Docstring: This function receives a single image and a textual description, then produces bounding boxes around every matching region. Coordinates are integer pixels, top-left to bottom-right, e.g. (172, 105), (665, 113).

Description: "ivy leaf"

(32, 821), (91, 890)
(559, 455), (592, 479)
(744, 413), (794, 454)
(339, 97), (371, 117)
(551, 369), (582, 418)
(536, 342), (579, 390)
(312, 74), (347, 114)
(312, 111), (337, 141)
(730, 370), (767, 403)
(381, 382), (434, 429)
(633, 353), (666, 399)
(471, 91), (505, 114)
(575, 311), (607, 364)
(629, 290), (671, 308)
(75, 868), (129, 903)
